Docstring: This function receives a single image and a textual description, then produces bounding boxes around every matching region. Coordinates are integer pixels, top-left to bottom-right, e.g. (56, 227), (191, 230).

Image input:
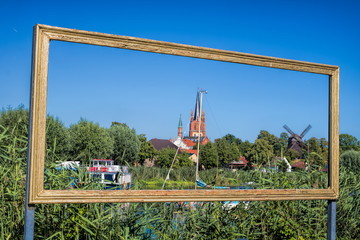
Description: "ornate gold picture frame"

(28, 24), (339, 204)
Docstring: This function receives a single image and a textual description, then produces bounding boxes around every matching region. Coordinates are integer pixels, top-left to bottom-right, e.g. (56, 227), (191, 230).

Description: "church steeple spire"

(189, 90), (207, 138)
(177, 114), (183, 139)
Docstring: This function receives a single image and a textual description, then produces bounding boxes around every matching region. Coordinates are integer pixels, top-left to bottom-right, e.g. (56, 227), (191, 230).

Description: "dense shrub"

(340, 150), (360, 172)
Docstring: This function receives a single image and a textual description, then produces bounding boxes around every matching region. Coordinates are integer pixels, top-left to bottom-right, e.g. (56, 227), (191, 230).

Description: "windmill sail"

(300, 124), (312, 138)
(283, 124), (295, 136)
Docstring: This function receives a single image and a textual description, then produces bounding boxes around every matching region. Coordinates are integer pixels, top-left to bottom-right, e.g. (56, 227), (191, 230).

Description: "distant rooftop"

(149, 138), (178, 151)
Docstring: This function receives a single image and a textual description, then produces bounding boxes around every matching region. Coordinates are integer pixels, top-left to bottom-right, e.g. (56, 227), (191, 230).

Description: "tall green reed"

(1, 121), (360, 239)
(0, 125), (27, 240)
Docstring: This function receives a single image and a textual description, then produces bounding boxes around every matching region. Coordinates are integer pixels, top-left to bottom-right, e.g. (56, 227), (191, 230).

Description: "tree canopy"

(109, 123), (140, 165)
(223, 133), (242, 145)
(45, 115), (70, 164)
(238, 140), (253, 158)
(258, 130), (285, 156)
(215, 138), (240, 166)
(156, 148), (192, 168)
(199, 142), (218, 169)
(340, 134), (359, 152)
(340, 150), (360, 172)
(68, 119), (114, 164)
(304, 137), (328, 163)
(247, 139), (274, 166)
(0, 106), (70, 164)
(0, 106), (29, 156)
(138, 134), (157, 165)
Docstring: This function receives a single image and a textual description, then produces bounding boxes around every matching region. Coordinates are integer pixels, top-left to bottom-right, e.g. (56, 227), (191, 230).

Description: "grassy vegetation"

(1, 127), (360, 239)
(129, 166), (328, 190)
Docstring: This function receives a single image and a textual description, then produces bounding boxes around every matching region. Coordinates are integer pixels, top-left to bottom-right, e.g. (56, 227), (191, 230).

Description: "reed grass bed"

(1, 126), (360, 239)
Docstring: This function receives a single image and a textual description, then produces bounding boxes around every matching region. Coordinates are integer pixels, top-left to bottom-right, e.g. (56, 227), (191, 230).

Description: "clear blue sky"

(1, 0), (359, 142)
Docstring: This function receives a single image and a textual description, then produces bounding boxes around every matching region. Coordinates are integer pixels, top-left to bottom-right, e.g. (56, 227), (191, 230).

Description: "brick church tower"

(189, 111), (206, 137)
(172, 90), (209, 149)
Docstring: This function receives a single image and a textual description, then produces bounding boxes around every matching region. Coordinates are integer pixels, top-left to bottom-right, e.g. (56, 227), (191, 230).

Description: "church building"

(172, 91), (210, 151)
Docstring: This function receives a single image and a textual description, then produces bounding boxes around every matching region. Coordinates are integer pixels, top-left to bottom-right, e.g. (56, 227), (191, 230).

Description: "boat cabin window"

(93, 161), (99, 166)
(104, 174), (114, 182)
(92, 173), (101, 180)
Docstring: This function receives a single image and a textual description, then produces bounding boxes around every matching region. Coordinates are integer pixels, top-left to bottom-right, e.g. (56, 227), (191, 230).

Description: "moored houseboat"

(88, 159), (132, 189)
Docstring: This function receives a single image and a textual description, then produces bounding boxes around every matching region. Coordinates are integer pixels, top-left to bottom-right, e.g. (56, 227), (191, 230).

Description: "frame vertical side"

(28, 25), (40, 203)
(328, 69), (340, 196)
(24, 24), (40, 240)
(29, 26), (50, 202)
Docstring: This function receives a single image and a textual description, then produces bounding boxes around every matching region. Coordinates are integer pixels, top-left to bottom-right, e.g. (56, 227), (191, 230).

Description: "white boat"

(55, 159), (132, 189)
(88, 159), (132, 188)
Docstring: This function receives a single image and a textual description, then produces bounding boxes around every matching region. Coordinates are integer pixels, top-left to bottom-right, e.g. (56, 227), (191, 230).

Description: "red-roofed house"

(228, 156), (249, 170)
(291, 159), (308, 170)
(182, 139), (196, 148)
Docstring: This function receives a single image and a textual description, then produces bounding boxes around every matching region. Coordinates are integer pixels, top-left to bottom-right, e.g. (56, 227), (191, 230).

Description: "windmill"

(283, 124), (312, 158)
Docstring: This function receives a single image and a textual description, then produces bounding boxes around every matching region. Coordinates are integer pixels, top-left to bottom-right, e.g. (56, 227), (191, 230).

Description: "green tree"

(176, 152), (193, 168)
(247, 139), (274, 166)
(339, 134), (359, 152)
(258, 130), (282, 156)
(257, 130), (278, 145)
(306, 137), (322, 154)
(319, 138), (328, 151)
(305, 137), (328, 163)
(308, 152), (324, 169)
(0, 106), (29, 156)
(68, 119), (113, 164)
(230, 142), (241, 161)
(318, 137), (329, 163)
(279, 132), (289, 141)
(45, 115), (70, 165)
(156, 148), (176, 168)
(340, 150), (360, 172)
(138, 134), (157, 165)
(0, 106), (70, 164)
(215, 138), (240, 166)
(286, 148), (300, 161)
(199, 142), (218, 169)
(279, 132), (289, 155)
(109, 124), (140, 165)
(238, 140), (253, 157)
(223, 133), (242, 145)
(156, 148), (193, 168)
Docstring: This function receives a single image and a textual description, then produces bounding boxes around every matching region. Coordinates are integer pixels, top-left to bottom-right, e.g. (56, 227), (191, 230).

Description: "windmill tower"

(283, 124), (312, 158)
